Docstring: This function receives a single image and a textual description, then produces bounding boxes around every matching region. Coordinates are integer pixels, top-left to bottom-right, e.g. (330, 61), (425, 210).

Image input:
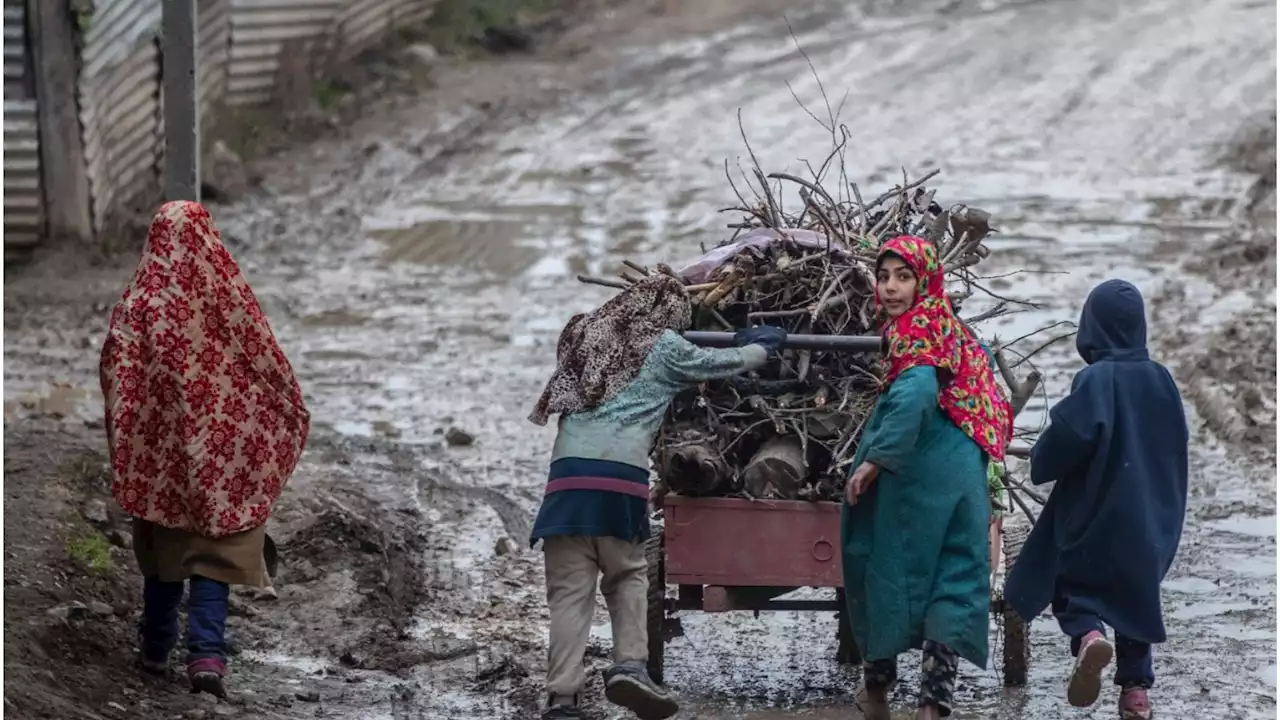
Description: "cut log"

(659, 442), (729, 496)
(743, 435), (808, 499)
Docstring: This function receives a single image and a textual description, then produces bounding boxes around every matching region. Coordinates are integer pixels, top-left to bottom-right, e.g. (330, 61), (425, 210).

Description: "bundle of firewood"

(574, 96), (1057, 518)
(574, 167), (1047, 509)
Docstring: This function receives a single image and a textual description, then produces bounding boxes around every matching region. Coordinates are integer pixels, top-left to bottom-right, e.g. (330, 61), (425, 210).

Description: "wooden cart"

(645, 494), (1030, 686)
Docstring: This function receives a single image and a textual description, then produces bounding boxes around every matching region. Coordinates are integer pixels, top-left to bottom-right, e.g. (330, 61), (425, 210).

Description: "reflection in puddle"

(1206, 515), (1277, 539)
(299, 309), (374, 328)
(240, 650), (334, 676)
(373, 218), (541, 274)
(3, 384), (99, 425)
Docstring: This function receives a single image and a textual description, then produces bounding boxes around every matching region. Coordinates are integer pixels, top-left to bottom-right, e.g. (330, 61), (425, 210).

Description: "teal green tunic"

(840, 366), (991, 668)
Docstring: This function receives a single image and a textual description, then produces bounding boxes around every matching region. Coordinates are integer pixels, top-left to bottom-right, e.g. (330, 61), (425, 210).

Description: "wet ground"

(4, 0), (1276, 718)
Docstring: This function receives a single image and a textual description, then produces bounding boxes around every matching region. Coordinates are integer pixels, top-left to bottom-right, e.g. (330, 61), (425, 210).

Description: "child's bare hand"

(845, 462), (881, 505)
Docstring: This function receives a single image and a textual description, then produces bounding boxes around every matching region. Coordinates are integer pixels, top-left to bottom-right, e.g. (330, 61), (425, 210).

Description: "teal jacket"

(840, 365), (992, 668)
(530, 331), (767, 545)
(550, 331), (767, 469)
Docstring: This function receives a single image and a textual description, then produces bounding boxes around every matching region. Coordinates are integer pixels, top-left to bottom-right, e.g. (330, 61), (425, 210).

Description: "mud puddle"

(4, 0), (1276, 717)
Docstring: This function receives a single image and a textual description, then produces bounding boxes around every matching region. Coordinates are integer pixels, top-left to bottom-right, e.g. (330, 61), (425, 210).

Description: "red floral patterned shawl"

(877, 235), (1012, 461)
(99, 200), (309, 538)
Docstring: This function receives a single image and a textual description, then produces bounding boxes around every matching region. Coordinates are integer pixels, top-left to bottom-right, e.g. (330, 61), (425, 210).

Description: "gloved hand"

(734, 325), (787, 354)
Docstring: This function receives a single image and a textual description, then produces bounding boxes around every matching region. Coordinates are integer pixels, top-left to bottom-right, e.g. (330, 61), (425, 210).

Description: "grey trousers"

(543, 535), (648, 702)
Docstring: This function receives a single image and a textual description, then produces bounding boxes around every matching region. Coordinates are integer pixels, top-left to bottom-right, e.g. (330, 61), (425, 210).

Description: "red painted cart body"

(644, 494), (1027, 686)
(665, 495), (842, 591)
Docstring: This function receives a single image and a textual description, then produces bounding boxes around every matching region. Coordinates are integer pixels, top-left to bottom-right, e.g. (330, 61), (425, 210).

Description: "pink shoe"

(1066, 631), (1114, 708)
(1119, 687), (1152, 719)
(187, 658), (228, 698)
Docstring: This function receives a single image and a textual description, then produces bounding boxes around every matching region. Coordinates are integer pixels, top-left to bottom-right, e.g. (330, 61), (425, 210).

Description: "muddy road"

(4, 0), (1276, 718)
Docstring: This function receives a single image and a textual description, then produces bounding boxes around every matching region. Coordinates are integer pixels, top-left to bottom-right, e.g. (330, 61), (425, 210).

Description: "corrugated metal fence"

(77, 0), (164, 235)
(4, 0), (42, 248)
(6, 0), (435, 248)
(224, 0), (433, 107)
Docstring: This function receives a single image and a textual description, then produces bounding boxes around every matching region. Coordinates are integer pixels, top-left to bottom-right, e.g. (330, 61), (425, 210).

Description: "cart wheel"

(1000, 524), (1030, 687)
(645, 530), (666, 686)
(834, 588), (862, 665)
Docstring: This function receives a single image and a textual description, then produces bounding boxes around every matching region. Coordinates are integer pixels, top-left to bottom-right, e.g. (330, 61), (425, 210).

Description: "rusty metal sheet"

(226, 0), (435, 106)
(3, 1), (29, 98)
(79, 0), (161, 80)
(3, 0), (40, 248)
(78, 0), (163, 233)
(4, 99), (43, 248)
(335, 0), (396, 52)
(199, 0), (232, 118)
(226, 0), (344, 105)
(336, 0), (435, 57)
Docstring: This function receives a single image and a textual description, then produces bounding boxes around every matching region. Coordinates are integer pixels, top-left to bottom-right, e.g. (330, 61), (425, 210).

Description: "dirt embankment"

(0, 4), (622, 720)
(1151, 114), (1277, 466)
(2, 427), (437, 720)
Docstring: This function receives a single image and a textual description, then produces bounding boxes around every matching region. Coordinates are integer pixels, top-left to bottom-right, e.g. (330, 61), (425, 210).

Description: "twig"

(1015, 331), (1078, 366)
(798, 189), (842, 249)
(1008, 483), (1039, 524)
(684, 281), (720, 293)
(749, 308), (810, 320)
(623, 260), (650, 276)
(785, 15), (838, 138)
(1005, 478), (1048, 505)
(708, 307), (734, 331)
(994, 347), (1042, 417)
(963, 301), (1009, 325)
(577, 274), (629, 290)
(869, 169), (941, 207)
(944, 255), (982, 272)
(850, 182), (867, 234)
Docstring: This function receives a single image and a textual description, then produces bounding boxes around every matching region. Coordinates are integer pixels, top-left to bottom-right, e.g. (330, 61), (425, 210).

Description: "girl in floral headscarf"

(840, 236), (1012, 720)
(528, 273), (786, 720)
(100, 201), (309, 697)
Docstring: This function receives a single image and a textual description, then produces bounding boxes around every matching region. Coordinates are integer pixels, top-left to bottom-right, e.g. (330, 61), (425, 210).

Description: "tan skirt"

(133, 520), (269, 588)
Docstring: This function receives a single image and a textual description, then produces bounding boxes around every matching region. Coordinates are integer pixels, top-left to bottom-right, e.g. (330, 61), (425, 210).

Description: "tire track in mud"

(420, 477), (534, 546)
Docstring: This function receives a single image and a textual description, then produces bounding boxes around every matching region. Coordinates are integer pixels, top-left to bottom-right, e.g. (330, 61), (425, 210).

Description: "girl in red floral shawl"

(100, 201), (309, 697)
(840, 235), (1012, 720)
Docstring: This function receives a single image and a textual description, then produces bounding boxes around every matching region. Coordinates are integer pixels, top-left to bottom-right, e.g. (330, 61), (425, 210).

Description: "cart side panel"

(664, 496), (843, 588)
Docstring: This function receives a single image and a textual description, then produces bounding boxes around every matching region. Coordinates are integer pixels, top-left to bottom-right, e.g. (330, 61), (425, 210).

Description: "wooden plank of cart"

(643, 495), (1030, 687)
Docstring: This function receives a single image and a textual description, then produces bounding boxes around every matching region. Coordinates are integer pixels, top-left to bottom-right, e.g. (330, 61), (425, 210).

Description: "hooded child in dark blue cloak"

(1004, 279), (1188, 720)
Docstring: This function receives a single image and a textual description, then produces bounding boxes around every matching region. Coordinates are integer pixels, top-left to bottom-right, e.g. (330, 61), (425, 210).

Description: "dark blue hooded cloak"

(1004, 279), (1189, 644)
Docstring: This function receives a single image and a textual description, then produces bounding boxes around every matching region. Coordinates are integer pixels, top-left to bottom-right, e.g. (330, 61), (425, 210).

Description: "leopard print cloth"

(529, 272), (691, 426)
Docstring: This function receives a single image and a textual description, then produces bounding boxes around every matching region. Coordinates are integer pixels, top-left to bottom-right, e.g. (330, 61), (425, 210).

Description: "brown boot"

(856, 687), (891, 720)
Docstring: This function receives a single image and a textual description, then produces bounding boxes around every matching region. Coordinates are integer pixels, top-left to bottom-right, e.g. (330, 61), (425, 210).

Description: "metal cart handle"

(683, 331), (885, 353)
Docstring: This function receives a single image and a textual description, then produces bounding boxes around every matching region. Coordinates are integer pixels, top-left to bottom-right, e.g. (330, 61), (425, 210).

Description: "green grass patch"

(66, 533), (114, 574)
(424, 0), (557, 55)
(208, 106), (288, 160)
(59, 452), (110, 489)
(313, 78), (351, 111)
